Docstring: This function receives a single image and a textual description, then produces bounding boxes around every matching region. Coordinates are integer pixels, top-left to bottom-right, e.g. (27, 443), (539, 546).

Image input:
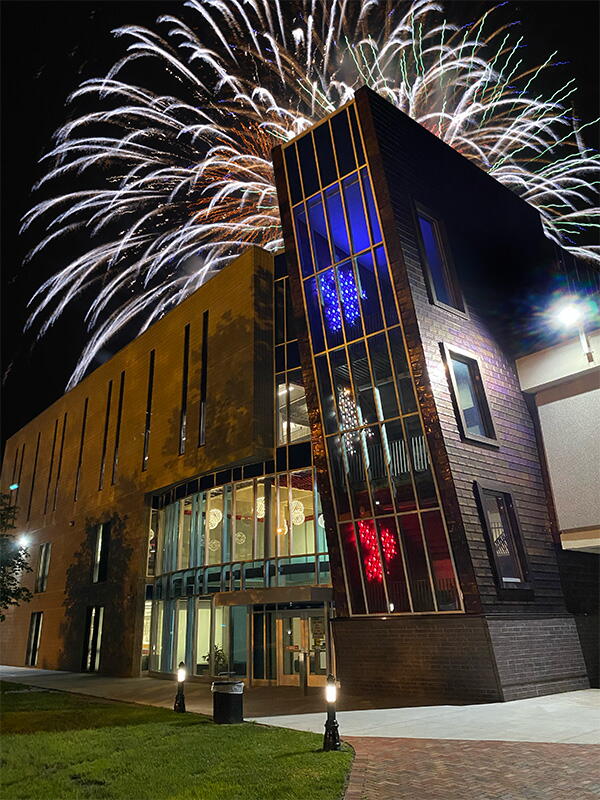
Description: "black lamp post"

(174, 661), (186, 713)
(323, 673), (341, 751)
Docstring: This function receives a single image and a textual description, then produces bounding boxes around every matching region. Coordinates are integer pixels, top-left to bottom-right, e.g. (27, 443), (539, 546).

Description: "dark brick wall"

(487, 616), (589, 700)
(332, 615), (502, 704)
(357, 88), (568, 618)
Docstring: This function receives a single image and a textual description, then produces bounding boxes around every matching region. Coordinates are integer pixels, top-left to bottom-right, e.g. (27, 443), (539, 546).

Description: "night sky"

(1, 0), (598, 448)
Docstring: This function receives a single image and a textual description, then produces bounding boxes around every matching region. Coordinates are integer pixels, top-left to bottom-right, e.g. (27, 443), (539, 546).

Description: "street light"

(552, 297), (594, 363)
(323, 673), (341, 751)
(174, 661), (186, 713)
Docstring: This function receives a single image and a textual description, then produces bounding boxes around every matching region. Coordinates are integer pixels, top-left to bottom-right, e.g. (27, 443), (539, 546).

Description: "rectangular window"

(416, 211), (463, 311)
(27, 432), (41, 521)
(35, 543), (51, 593)
(142, 350), (155, 470)
(111, 372), (125, 485)
(82, 605), (104, 672)
(25, 612), (43, 666)
(15, 443), (25, 505)
(179, 324), (190, 455)
(98, 380), (112, 490)
(198, 311), (209, 447)
(92, 522), (111, 583)
(444, 346), (496, 443)
(475, 483), (530, 593)
(74, 398), (88, 501)
(147, 510), (158, 576)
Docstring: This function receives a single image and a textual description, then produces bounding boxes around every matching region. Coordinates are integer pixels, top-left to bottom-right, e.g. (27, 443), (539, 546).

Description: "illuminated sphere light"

(337, 264), (361, 327)
(358, 520), (383, 582)
(319, 272), (343, 333)
(256, 496), (265, 519)
(18, 535), (29, 548)
(290, 499), (305, 526)
(208, 508), (223, 530)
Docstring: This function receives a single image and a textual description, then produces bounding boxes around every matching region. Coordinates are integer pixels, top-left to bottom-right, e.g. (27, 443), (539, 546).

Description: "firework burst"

(22, 0), (599, 386)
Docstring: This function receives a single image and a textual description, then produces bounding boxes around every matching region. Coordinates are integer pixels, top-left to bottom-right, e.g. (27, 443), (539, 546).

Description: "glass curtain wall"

(282, 102), (461, 616)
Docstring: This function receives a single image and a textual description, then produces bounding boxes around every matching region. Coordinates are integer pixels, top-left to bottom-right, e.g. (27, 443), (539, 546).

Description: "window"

(142, 350), (155, 470)
(25, 612), (43, 666)
(92, 522), (111, 583)
(416, 211), (463, 311)
(35, 543), (51, 593)
(443, 346), (496, 444)
(111, 372), (125, 485)
(277, 370), (310, 445)
(179, 325), (190, 455)
(475, 482), (531, 594)
(198, 311), (209, 447)
(82, 606), (104, 672)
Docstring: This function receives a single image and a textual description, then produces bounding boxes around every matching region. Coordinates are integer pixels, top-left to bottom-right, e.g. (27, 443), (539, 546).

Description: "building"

(2, 87), (598, 702)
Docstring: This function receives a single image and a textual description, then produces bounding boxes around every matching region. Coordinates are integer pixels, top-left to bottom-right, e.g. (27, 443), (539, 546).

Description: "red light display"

(357, 520), (398, 582)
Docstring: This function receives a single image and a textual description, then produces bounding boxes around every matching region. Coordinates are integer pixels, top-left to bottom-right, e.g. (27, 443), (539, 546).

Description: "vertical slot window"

(74, 398), (88, 501)
(98, 380), (112, 490)
(27, 432), (41, 521)
(15, 445), (25, 505)
(476, 485), (529, 589)
(179, 325), (190, 456)
(417, 213), (463, 310)
(44, 420), (58, 514)
(111, 372), (125, 485)
(142, 350), (155, 470)
(25, 612), (43, 666)
(446, 348), (496, 443)
(82, 606), (104, 672)
(198, 311), (209, 447)
(92, 522), (111, 583)
(35, 543), (51, 593)
(52, 414), (67, 512)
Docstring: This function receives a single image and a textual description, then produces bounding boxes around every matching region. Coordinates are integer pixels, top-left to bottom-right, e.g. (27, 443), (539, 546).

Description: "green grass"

(0, 681), (352, 800)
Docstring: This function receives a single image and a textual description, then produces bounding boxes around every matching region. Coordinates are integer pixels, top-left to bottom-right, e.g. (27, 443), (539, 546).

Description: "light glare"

(555, 303), (582, 328)
(325, 683), (337, 703)
(177, 667), (187, 683)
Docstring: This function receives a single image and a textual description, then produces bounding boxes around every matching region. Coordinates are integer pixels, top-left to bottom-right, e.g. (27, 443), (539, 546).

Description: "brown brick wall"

(1, 247), (274, 676)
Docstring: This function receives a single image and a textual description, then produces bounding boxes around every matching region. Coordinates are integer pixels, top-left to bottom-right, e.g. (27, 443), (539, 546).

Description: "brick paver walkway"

(344, 737), (600, 800)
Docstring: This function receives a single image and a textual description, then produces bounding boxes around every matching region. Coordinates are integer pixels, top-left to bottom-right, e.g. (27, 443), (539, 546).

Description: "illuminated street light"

(174, 661), (187, 713)
(18, 535), (29, 548)
(323, 673), (341, 751)
(9, 483), (19, 491)
(552, 297), (594, 364)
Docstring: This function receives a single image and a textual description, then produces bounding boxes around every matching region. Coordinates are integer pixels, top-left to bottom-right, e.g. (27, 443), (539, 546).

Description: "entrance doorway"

(276, 610), (328, 687)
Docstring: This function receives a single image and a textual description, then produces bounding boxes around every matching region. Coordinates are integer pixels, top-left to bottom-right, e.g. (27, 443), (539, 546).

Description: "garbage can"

(211, 680), (244, 724)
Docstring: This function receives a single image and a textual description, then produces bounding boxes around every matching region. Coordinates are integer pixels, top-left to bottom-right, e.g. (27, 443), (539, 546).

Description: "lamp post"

(323, 673), (341, 751)
(174, 661), (186, 713)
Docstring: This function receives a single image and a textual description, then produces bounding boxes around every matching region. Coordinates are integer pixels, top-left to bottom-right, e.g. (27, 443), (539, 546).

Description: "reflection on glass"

(314, 121), (337, 187)
(275, 280), (285, 344)
(364, 426), (394, 513)
(293, 205), (313, 276)
(347, 340), (376, 424)
(319, 269), (344, 348)
(230, 605), (247, 676)
(290, 470), (315, 555)
(342, 429), (372, 519)
(374, 247), (398, 325)
(398, 514), (435, 611)
(377, 518), (411, 612)
(207, 488), (225, 564)
(234, 482), (254, 561)
(179, 499), (192, 569)
(482, 492), (524, 583)
(368, 333), (399, 420)
(315, 354), (337, 435)
(257, 476), (274, 559)
(360, 167), (382, 243)
(342, 173), (370, 253)
(288, 370), (310, 442)
(387, 327), (417, 413)
(304, 276), (325, 353)
(277, 474), (290, 557)
(213, 606), (230, 675)
(381, 419), (416, 511)
(338, 261), (363, 340)
(324, 185), (351, 262)
(451, 356), (489, 438)
(417, 214), (458, 308)
(405, 415), (437, 508)
(277, 374), (288, 445)
(355, 251), (383, 334)
(326, 435), (352, 520)
(307, 195), (331, 270)
(339, 522), (366, 614)
(356, 519), (387, 613)
(421, 510), (460, 610)
(283, 616), (302, 675)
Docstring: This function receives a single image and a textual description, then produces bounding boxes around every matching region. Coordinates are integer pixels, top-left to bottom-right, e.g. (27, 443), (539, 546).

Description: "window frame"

(413, 204), (466, 316)
(441, 343), (498, 447)
(35, 542), (51, 593)
(473, 479), (533, 599)
(92, 522), (111, 584)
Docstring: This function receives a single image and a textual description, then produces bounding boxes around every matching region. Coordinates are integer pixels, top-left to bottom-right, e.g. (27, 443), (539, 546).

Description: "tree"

(0, 493), (32, 621)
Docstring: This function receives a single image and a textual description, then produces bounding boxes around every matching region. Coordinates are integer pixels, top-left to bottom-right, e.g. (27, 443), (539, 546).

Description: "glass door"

(276, 610), (328, 687)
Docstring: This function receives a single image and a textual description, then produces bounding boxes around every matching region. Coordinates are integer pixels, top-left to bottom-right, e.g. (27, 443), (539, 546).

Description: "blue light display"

(338, 262), (361, 327)
(319, 271), (342, 332)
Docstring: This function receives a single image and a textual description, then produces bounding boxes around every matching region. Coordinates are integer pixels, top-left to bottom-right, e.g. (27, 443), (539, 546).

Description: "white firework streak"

(21, 0), (599, 387)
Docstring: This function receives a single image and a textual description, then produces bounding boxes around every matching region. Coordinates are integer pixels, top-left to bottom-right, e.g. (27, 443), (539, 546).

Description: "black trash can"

(211, 680), (244, 724)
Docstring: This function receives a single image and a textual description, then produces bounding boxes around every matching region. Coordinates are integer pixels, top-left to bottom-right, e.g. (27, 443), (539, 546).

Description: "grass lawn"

(0, 681), (352, 800)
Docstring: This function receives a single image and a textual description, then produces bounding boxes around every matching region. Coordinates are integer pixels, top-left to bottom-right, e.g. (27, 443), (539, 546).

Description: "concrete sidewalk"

(254, 689), (600, 744)
(2, 665), (599, 745)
